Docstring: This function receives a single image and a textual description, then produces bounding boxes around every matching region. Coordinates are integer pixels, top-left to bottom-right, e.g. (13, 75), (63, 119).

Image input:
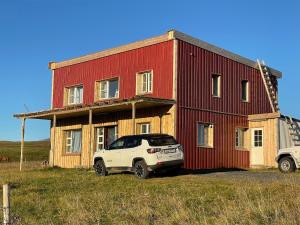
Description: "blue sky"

(0, 0), (299, 141)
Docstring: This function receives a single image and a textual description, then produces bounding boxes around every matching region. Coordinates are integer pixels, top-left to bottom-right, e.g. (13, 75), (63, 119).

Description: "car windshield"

(147, 136), (178, 146)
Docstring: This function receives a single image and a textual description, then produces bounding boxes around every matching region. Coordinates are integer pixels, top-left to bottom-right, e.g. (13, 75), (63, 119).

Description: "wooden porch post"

(20, 118), (26, 171)
(49, 114), (56, 167)
(132, 102), (136, 135)
(89, 109), (93, 168)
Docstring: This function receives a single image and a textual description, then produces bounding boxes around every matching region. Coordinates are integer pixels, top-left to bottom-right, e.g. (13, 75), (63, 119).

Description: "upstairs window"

(96, 78), (119, 100)
(197, 123), (214, 148)
(65, 86), (83, 105)
(136, 71), (153, 94)
(65, 130), (82, 154)
(235, 128), (246, 149)
(212, 74), (221, 97)
(241, 80), (249, 102)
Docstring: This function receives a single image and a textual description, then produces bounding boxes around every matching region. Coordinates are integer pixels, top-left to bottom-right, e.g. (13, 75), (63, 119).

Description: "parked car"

(276, 146), (300, 173)
(93, 134), (184, 179)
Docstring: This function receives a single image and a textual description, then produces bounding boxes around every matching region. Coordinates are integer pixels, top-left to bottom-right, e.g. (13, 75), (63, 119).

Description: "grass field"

(0, 162), (300, 225)
(0, 141), (50, 162)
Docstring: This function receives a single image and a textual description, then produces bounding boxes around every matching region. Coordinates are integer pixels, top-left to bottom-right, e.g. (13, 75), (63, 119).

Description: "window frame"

(140, 123), (151, 134)
(212, 74), (221, 98)
(252, 128), (263, 148)
(64, 129), (82, 155)
(235, 127), (248, 150)
(65, 85), (84, 106)
(136, 70), (153, 95)
(241, 80), (249, 102)
(196, 122), (214, 148)
(96, 77), (120, 101)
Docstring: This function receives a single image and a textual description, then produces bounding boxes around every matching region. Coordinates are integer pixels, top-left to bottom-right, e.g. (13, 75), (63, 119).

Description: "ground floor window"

(139, 123), (151, 134)
(65, 130), (82, 153)
(235, 128), (247, 148)
(96, 126), (118, 151)
(197, 123), (214, 147)
(253, 129), (263, 147)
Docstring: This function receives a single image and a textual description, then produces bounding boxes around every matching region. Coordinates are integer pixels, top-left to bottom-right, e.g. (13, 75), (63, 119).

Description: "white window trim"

(136, 70), (153, 95)
(98, 78), (119, 100)
(235, 128), (247, 149)
(67, 86), (83, 105)
(242, 80), (249, 102)
(140, 123), (151, 134)
(65, 130), (82, 154)
(197, 122), (214, 148)
(252, 128), (263, 148)
(212, 74), (221, 97)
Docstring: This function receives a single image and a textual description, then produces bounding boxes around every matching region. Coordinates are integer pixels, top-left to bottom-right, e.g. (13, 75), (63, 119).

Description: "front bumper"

(148, 160), (184, 171)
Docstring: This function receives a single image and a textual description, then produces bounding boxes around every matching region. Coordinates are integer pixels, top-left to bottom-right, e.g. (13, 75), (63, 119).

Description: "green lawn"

(0, 162), (300, 225)
(0, 141), (50, 162)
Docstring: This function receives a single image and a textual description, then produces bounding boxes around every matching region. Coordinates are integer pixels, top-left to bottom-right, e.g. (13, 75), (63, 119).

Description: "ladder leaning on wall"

(257, 60), (280, 112)
(284, 116), (300, 147)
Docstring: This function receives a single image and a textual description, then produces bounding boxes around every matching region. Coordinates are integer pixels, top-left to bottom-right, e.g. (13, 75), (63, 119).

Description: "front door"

(251, 128), (264, 166)
(95, 126), (118, 151)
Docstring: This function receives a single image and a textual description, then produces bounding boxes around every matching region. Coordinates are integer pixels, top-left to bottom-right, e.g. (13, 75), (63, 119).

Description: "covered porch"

(14, 96), (176, 169)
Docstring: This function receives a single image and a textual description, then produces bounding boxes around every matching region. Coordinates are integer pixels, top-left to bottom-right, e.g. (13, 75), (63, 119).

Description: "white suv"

(93, 134), (184, 179)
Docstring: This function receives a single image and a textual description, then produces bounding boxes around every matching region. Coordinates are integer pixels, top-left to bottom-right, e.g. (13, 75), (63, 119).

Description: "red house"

(15, 30), (282, 169)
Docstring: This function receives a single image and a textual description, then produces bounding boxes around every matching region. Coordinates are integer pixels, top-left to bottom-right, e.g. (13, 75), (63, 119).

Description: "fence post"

(3, 184), (10, 225)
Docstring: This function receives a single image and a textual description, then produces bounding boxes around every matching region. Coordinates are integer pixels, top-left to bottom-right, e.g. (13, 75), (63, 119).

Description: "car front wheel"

(94, 160), (107, 176)
(134, 161), (149, 179)
(279, 157), (296, 173)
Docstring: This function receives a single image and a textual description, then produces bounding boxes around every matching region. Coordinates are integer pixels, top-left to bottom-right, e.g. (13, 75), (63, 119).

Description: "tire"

(134, 160), (149, 179)
(94, 160), (107, 176)
(278, 157), (296, 173)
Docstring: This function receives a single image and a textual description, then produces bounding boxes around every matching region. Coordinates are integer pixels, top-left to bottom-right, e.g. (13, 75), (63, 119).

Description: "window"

(97, 79), (119, 100)
(235, 128), (246, 148)
(242, 80), (249, 102)
(96, 127), (105, 151)
(66, 86), (83, 105)
(124, 137), (142, 148)
(136, 71), (153, 94)
(147, 136), (178, 146)
(253, 129), (263, 147)
(65, 130), (82, 154)
(140, 123), (151, 134)
(212, 74), (221, 97)
(197, 123), (214, 147)
(96, 126), (118, 151)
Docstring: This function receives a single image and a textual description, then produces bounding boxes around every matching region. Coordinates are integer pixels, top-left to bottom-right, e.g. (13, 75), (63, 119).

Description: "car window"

(108, 138), (125, 150)
(125, 137), (141, 148)
(147, 136), (178, 146)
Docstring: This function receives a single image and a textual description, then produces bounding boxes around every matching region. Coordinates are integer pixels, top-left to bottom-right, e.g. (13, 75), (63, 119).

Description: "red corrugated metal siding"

(53, 41), (174, 108)
(177, 40), (273, 169)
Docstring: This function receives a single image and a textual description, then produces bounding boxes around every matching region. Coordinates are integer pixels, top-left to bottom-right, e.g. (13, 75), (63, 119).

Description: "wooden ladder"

(257, 60), (280, 112)
(285, 116), (300, 146)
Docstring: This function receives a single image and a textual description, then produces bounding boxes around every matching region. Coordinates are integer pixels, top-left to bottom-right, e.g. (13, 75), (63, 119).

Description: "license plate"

(164, 149), (176, 154)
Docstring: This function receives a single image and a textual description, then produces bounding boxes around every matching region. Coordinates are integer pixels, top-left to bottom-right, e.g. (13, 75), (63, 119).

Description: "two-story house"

(15, 30), (284, 169)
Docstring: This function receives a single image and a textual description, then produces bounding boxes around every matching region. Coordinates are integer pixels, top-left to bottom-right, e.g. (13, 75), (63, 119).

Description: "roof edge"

(49, 30), (282, 78)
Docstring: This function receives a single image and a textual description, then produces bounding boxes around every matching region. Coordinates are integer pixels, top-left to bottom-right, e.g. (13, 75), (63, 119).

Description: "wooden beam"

(3, 184), (10, 225)
(20, 118), (26, 171)
(50, 114), (57, 167)
(89, 109), (93, 168)
(132, 102), (136, 135)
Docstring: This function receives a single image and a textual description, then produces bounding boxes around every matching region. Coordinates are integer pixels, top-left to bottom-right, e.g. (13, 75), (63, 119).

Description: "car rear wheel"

(94, 160), (107, 176)
(279, 157), (296, 173)
(134, 161), (149, 179)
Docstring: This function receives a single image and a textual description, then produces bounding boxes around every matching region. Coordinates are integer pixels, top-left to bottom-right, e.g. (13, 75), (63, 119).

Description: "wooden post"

(89, 109), (93, 168)
(132, 102), (136, 135)
(49, 114), (56, 167)
(20, 118), (26, 172)
(3, 184), (10, 225)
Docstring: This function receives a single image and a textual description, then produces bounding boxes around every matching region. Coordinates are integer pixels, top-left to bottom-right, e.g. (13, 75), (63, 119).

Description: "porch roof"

(13, 96), (175, 120)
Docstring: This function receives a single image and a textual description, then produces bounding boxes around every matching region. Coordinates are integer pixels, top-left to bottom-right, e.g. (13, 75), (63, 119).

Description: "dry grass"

(0, 163), (300, 225)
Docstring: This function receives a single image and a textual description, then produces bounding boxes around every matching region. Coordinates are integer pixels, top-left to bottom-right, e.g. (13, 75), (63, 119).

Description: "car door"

(122, 137), (142, 167)
(103, 137), (125, 168)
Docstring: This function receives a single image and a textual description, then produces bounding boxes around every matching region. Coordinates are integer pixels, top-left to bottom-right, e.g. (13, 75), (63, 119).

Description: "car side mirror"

(105, 145), (111, 150)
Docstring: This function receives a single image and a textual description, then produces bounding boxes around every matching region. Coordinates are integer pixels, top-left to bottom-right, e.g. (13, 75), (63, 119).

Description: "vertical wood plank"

(20, 118), (26, 171)
(3, 184), (10, 225)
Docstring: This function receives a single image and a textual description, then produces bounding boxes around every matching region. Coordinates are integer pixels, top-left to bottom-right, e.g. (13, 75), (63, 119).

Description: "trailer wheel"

(278, 157), (296, 173)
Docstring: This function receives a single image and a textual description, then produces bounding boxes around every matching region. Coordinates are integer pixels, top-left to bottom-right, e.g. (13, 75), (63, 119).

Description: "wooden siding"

(52, 41), (174, 109)
(176, 40), (274, 169)
(248, 118), (278, 167)
(51, 105), (175, 168)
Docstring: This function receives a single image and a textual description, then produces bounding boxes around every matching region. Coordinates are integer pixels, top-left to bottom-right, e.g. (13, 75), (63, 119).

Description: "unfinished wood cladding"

(52, 41), (174, 108)
(248, 118), (278, 167)
(51, 106), (175, 168)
